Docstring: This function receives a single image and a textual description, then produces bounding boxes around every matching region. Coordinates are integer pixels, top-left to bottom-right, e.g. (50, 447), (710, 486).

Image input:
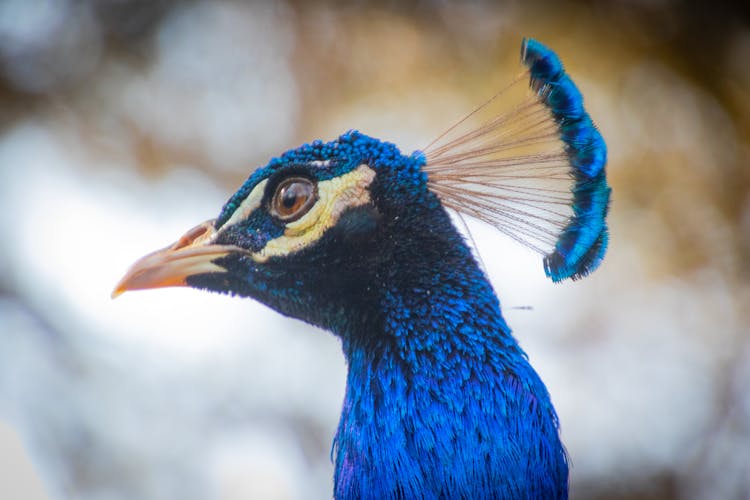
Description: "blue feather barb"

(424, 38), (611, 282)
(521, 38), (611, 282)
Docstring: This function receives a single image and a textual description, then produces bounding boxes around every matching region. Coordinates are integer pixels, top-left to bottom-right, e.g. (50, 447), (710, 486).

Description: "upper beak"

(112, 220), (242, 298)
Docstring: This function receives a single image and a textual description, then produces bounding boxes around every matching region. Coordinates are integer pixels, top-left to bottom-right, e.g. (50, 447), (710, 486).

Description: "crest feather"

(424, 38), (611, 282)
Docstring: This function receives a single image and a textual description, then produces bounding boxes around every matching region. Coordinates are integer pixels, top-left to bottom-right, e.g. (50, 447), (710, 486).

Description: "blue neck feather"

(200, 131), (572, 498)
(333, 262), (568, 498)
(327, 176), (569, 498)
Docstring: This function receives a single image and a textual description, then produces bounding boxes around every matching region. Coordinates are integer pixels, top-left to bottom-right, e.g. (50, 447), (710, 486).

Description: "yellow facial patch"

(253, 165), (376, 262)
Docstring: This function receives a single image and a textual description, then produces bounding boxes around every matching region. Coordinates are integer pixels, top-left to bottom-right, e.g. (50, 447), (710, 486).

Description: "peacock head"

(113, 131), (440, 331)
(114, 38), (612, 331)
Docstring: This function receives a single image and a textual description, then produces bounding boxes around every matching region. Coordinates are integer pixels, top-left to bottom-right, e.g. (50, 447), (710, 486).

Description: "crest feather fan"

(424, 38), (611, 282)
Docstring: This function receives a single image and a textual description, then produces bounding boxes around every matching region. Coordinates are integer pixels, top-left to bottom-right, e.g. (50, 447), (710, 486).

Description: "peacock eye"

(271, 177), (318, 221)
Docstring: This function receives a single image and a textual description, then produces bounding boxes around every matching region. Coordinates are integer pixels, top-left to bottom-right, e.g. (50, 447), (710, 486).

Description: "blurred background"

(0, 1), (748, 499)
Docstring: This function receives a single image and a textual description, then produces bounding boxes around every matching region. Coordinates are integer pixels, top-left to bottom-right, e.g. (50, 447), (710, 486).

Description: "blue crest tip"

(520, 38), (612, 282)
(522, 38), (564, 83)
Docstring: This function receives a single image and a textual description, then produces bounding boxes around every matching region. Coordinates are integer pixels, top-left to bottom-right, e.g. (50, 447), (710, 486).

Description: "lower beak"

(112, 220), (242, 298)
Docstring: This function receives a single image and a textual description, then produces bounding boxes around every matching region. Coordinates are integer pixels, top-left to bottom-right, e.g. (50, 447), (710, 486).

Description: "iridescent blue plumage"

(522, 38), (611, 282)
(115, 38), (609, 500)
(192, 131), (569, 498)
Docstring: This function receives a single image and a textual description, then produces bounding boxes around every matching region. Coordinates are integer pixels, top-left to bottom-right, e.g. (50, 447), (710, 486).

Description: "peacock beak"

(112, 219), (242, 298)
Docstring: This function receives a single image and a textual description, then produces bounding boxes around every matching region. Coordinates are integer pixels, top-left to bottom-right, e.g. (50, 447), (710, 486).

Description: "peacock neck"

(340, 255), (527, 378)
(332, 245), (569, 499)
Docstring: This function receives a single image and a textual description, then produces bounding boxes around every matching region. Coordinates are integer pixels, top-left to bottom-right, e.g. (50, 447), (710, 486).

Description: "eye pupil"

(273, 177), (317, 221)
(282, 186), (301, 208)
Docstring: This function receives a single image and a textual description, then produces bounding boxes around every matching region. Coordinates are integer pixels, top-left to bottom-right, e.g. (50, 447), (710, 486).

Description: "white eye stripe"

(219, 179), (268, 231)
(220, 159), (337, 231)
(307, 160), (331, 168)
(252, 165), (376, 262)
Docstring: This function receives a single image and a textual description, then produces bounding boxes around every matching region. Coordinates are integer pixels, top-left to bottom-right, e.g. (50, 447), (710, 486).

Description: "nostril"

(173, 223), (210, 250)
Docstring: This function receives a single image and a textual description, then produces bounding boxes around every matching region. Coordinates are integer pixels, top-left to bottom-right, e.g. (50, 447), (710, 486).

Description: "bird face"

(212, 162), (376, 264)
(114, 132), (430, 330)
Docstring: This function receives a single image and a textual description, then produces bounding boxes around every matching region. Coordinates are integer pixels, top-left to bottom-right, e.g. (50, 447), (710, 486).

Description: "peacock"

(114, 39), (610, 499)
